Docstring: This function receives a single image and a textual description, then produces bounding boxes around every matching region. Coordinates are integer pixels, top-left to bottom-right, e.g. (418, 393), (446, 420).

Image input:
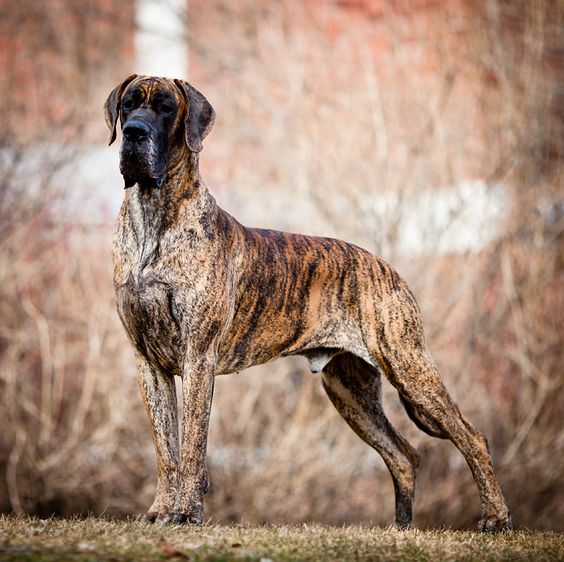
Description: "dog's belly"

(214, 307), (367, 375)
(116, 275), (182, 375)
(214, 326), (366, 375)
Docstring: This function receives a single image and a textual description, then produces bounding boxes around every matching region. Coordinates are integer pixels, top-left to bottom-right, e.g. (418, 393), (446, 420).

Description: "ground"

(0, 516), (562, 562)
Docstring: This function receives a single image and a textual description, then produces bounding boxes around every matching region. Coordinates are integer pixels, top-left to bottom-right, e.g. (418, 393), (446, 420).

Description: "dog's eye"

(159, 103), (175, 114)
(122, 99), (134, 110)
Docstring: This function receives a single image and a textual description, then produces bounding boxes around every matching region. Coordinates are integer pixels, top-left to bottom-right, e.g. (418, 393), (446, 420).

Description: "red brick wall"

(0, 0), (135, 141)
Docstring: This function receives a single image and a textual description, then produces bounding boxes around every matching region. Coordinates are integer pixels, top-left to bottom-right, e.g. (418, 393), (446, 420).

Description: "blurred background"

(0, 0), (562, 530)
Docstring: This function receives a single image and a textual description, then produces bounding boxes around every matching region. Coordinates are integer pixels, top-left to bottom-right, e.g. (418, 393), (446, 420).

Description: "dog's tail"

(399, 395), (449, 439)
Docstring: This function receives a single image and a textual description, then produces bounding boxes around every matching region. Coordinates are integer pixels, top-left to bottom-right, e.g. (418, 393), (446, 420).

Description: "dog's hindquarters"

(363, 267), (512, 530)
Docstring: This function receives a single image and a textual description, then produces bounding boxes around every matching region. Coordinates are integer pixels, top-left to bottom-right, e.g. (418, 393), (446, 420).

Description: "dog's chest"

(116, 268), (183, 375)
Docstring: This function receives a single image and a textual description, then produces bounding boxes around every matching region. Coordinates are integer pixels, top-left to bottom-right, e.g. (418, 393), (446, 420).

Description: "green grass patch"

(0, 515), (561, 562)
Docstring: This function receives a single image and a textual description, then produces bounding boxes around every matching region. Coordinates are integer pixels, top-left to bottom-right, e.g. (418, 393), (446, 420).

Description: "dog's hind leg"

(373, 284), (512, 531)
(322, 353), (419, 528)
(135, 353), (179, 522)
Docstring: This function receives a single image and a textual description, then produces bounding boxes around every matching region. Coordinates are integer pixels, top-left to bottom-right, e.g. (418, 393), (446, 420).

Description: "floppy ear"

(174, 79), (216, 153)
(104, 74), (138, 146)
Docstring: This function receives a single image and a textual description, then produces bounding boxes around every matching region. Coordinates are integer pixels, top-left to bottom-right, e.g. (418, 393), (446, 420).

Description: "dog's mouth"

(119, 135), (167, 189)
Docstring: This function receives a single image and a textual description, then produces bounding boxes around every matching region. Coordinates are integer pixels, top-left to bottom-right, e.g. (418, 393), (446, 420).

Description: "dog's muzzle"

(120, 119), (166, 189)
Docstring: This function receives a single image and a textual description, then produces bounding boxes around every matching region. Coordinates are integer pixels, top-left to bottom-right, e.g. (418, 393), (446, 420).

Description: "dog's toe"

(478, 513), (513, 533)
(157, 511), (203, 525)
(157, 512), (187, 525)
(136, 512), (158, 524)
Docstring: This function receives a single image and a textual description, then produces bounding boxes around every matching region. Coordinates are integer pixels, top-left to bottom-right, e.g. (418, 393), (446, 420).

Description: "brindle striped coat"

(105, 75), (512, 531)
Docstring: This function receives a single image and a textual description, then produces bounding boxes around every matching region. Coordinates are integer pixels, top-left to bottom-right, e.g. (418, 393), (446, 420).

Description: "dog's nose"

(122, 120), (151, 142)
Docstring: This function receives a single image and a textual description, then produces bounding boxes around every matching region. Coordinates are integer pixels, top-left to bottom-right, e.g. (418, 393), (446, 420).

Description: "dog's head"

(104, 75), (215, 188)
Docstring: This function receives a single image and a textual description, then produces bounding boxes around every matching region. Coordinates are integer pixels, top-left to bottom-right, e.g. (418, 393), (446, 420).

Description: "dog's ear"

(104, 74), (138, 146)
(174, 79), (216, 153)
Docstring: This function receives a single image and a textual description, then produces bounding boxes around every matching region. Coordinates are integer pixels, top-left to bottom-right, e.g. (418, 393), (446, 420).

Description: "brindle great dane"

(104, 74), (512, 531)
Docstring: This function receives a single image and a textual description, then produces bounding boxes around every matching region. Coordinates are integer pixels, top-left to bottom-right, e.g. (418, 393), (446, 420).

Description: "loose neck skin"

(124, 149), (214, 256)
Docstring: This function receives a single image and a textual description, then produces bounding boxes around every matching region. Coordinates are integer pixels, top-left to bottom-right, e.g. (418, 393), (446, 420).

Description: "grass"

(0, 516), (562, 562)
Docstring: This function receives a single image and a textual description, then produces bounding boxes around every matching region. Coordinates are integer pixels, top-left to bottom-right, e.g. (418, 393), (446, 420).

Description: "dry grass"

(1, 515), (562, 562)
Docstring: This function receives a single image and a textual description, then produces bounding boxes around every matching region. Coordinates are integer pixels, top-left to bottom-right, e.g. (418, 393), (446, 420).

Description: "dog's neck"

(124, 151), (215, 258)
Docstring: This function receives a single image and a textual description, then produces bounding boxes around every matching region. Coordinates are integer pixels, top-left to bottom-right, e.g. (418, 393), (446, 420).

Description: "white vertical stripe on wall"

(134, 0), (187, 78)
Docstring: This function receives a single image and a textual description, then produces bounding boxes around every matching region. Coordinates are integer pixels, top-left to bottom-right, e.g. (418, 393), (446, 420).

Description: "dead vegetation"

(1, 515), (563, 562)
(0, 0), (562, 531)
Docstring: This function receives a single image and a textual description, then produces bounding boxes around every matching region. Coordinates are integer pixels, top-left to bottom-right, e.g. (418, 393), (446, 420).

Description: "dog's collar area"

(123, 176), (164, 189)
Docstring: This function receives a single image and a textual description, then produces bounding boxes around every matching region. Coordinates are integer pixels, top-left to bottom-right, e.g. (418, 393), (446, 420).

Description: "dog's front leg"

(135, 353), (179, 522)
(161, 355), (215, 525)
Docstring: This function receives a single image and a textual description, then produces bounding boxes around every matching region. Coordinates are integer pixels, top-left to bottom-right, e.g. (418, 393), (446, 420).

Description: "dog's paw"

(157, 510), (203, 525)
(157, 512), (187, 525)
(478, 513), (513, 532)
(135, 512), (159, 524)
